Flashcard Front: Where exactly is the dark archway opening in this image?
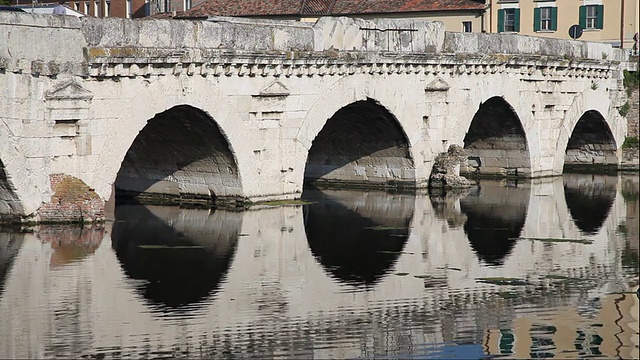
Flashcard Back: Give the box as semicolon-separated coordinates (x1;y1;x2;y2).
115;105;242;208
564;111;617;172
111;204;240;311
462;97;531;178
460;180;530;266
563;174;616;235
302;188;412;288
304;98;415;190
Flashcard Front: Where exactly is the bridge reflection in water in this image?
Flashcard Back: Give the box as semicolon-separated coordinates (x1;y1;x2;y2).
111;205;240;311
0;174;637;359
302;188;412;287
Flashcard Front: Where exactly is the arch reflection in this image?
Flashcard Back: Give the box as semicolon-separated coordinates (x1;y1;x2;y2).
111;204;240;311
302;188;413;287
460;180;530;266
0;231;23;298
563;174;616;235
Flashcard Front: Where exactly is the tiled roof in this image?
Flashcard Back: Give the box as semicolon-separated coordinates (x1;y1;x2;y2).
183;0;486;19
185;0;301;18
333;0;486;14
300;0;336;15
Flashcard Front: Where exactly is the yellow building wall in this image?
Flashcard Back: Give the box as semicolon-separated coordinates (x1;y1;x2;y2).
489;0;639;51
302;12;485;33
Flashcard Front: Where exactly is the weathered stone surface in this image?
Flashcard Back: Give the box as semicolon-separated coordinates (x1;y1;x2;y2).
429;145;471;189
0;13;632;223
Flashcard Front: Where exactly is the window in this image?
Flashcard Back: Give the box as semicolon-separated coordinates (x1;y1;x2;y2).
498;8;520;33
84;1;89;14
462;21;472;32
534;6;557;31
183;0;191;10
104;0;110;16
126;0;131;17
540;7;551;30
579;4;604;30
94;0;98;15
586;5;597;28
74;2;79;10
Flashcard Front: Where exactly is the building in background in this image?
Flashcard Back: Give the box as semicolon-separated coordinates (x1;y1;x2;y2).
7;0;639;53
489;0;639;52
177;0;489;33
11;0;150;18
14;3;86;16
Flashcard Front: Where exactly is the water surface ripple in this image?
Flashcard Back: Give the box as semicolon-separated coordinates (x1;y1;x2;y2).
0;174;638;359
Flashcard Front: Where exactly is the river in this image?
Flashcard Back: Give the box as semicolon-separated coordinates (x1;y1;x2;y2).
0;173;638;359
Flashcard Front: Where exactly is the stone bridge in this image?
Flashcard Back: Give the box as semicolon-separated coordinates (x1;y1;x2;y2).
0;13;633;223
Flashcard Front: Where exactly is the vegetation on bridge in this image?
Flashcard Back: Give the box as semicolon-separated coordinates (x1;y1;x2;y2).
623;70;639;96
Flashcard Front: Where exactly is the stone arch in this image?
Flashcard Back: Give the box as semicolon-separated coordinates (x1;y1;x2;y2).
555;90;621;172
91;77;255;204
114;104;242;206
304;98;415;188
0;123;44;221
461;96;531;177
564;110;617;169
294;77;429;190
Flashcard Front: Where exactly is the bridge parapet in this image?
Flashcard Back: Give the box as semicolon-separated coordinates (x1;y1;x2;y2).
0;12;628;79
445;32;628;63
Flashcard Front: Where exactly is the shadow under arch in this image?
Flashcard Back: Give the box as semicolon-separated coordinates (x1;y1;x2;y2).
304;98;415;189
115;105;243;207
111;203;240;311
462;96;531;178
459;180;530;266
0;162;24;223
563;174;617;235
302;188;413;287
564;110;618;171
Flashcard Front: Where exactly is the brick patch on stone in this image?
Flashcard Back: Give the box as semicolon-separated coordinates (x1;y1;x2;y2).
38;174;105;223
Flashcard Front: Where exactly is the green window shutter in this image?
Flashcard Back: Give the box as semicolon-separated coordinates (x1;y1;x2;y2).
551;7;558;31
514;8;520;32
596;4;604;29
534;8;541;32
579;5;586;29
498;9;504;32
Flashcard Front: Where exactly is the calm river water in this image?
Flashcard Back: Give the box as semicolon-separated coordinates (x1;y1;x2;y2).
0;173;638;359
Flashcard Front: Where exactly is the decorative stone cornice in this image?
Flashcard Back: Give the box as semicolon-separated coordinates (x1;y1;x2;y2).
81;49;613;82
